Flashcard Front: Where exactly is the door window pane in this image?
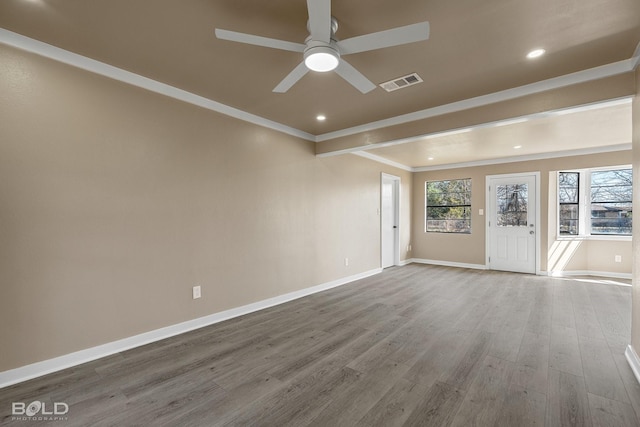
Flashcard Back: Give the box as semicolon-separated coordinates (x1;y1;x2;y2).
497;184;528;227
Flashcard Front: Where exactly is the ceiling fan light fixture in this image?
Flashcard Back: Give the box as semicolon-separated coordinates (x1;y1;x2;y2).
304;46;339;72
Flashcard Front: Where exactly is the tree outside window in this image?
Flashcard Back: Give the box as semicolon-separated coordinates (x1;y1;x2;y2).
426;179;471;233
590;169;632;235
557;167;632;237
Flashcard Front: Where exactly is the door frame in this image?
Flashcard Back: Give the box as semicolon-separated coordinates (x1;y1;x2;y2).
485;171;541;275
381;173;401;268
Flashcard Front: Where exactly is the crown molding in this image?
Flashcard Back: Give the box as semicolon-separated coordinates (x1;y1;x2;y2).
320;97;631;164
1;28;638;149
0;28;315;142
316;57;637;142
632;40;640;69
412;143;632;172
351;151;413;171
350;142;631;172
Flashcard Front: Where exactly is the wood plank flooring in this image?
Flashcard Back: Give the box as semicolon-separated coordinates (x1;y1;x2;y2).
1;264;639;426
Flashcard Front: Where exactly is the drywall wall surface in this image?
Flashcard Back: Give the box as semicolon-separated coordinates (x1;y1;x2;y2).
0;44;410;372
631;67;640;351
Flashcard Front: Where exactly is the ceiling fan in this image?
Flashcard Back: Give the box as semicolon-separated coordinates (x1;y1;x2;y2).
215;0;429;94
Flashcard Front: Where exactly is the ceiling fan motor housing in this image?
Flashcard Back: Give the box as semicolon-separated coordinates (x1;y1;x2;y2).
304;41;340;72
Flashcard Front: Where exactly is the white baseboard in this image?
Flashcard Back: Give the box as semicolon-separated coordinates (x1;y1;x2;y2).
0;268;382;389
626;345;640;385
409;258;487;270
548;270;632;280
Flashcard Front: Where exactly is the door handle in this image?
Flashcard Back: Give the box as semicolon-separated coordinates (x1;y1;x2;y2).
393;226;397;229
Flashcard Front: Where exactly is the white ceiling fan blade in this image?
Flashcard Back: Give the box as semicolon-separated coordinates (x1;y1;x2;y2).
306;0;332;43
273;62;309;93
337;22;430;55
215;29;305;53
335;60;376;94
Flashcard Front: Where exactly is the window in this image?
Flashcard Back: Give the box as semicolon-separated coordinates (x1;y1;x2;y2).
557;167;632;237
558;172;579;235
590;169;632;235
426;178;471;233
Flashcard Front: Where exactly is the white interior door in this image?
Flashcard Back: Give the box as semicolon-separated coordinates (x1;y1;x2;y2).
488;174;537;274
381;174;399;269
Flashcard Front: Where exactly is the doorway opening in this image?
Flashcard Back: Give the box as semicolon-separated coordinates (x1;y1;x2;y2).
381;173;400;269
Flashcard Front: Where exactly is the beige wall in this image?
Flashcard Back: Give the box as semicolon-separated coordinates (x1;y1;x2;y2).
0;44;411;372
412;152;633;273
632;67;640;351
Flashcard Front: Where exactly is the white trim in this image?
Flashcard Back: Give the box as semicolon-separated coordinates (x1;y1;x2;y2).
626;346;640;385
316;59;637;142
1;28;636;147
632;41;640;69
0;267;381;389
413;144;631;172
353;152;412;172
555;235;632;242
335;142;631;173
318;98;632;159
0;28;315;142
342;142;631;175
548;270;632;280
410;258;487;270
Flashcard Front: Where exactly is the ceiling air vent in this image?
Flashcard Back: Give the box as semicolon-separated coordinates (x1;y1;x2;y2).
379;73;423;92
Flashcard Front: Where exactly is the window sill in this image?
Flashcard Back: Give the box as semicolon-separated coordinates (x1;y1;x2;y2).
555;235;632;242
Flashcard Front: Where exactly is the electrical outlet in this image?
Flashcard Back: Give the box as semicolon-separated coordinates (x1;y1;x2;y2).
615;255;622;263
192;285;201;299
345;258;349;266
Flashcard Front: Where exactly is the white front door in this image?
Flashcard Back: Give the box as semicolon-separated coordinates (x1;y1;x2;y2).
488;174;537;274
381;174;399;268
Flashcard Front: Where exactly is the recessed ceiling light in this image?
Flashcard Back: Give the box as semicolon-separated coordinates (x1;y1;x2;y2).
526;48;545;59
513;145;522;149
428;157;434;161
316;114;326;121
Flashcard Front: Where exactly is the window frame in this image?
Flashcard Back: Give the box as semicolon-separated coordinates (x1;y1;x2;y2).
556;165;632;239
425;178;472;234
558;171;581;236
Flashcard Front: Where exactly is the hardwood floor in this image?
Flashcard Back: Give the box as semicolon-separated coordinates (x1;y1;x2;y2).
1;264;639;426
